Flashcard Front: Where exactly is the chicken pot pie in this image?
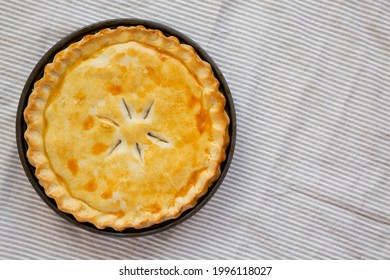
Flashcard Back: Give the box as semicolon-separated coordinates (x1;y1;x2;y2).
24;26;229;230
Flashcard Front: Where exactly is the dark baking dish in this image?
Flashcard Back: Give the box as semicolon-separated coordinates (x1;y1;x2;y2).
16;19;236;236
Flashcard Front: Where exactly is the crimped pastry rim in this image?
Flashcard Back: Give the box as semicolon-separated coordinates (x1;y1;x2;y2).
23;25;230;231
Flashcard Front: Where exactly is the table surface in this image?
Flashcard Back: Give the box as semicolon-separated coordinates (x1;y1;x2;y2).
1;0;389;259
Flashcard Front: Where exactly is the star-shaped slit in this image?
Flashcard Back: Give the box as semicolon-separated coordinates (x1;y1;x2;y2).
95;97;170;164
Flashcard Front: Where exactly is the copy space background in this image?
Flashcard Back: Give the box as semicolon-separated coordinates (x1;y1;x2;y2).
1;0;390;259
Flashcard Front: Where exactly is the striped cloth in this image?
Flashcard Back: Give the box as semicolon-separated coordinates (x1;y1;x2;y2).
1;0;390;259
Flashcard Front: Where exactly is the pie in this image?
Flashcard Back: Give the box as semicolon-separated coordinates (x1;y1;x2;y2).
24;26;229;231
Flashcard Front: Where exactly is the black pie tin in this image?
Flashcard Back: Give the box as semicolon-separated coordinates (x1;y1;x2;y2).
16;19;236;237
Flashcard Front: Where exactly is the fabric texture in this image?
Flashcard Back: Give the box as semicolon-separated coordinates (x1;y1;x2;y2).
1;0;390;259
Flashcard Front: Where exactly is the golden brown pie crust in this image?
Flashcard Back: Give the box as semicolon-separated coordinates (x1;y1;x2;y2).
24;26;229;230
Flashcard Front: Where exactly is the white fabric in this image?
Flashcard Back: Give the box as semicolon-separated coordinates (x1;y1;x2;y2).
0;0;390;259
